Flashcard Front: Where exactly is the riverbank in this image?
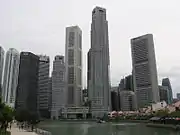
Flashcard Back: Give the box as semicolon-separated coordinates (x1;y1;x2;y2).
146;123;180;131
110;119;149;123
8;124;52;135
9;126;37;135
40;119;149;124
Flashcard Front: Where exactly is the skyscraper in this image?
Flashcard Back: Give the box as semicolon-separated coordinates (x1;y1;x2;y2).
111;87;120;111
15;52;39;113
0;46;4;94
162;78;173;104
48;77;52;115
88;6;111;117
177;93;180;100
125;75;134;91
51;55;65;119
2;48;20;108
38;55;50;118
119;75;134;91
159;85;169;104
131;34;159;108
65;26;82;106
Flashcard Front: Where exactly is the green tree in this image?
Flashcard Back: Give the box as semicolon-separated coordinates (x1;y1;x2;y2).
15;109;30;122
0;98;14;131
169;111;180;117
15;109;40;128
155;109;169;117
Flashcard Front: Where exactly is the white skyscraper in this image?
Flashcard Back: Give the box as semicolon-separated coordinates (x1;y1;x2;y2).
51;55;65;119
2;48;20;108
0;46;4;91
88;7;111;117
65;26;82;106
131;34;159;108
38;55;50;118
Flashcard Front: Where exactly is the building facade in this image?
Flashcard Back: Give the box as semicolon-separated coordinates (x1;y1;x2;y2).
131;34;159;108
2;48;20;108
0;46;4;94
88;7;111;117
38;55;50;118
15;52;39;113
48;77;52;115
111;88;120;111
119;75;134;91
111;87;120;111
51;55;65;119
159;85;170;104
162;78;173;104
65;26;82;106
125;75;134;91
120;91;137;111
82;88;88;103
177;93;180;100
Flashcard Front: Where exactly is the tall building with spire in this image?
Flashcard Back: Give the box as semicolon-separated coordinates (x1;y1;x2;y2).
88;6;111;117
2;48;20;108
65;26;82;107
131;34;159;108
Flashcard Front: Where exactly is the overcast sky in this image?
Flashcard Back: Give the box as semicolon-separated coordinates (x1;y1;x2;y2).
0;0;180;97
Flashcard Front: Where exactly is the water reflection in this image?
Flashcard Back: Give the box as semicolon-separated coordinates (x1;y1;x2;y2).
39;121;180;135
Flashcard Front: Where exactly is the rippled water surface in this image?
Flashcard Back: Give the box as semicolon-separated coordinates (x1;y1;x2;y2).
38;121;180;135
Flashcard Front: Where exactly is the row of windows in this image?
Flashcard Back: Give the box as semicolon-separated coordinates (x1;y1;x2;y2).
68;67;74;84
135;64;151;87
132;39;149;64
68;32;82;49
68;86;74;104
68;49;74;65
69;32;75;47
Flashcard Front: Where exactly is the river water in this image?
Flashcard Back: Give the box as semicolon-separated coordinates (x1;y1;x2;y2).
39;121;180;135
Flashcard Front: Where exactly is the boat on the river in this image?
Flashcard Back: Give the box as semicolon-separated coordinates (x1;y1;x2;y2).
97;119;106;123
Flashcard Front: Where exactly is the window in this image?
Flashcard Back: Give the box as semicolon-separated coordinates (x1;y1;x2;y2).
99;9;104;12
79;34;82;49
68;86;74;104
68;49;74;65
68;67;74;84
69;32;75;47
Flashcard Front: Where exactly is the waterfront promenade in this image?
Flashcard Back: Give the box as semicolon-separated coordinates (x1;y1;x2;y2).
8;125;37;135
9;124;51;135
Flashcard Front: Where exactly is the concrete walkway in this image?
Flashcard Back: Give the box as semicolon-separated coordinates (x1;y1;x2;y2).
9;126;37;135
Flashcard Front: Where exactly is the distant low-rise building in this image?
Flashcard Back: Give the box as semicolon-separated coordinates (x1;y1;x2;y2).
120;91;137;111
151;101;167;112
61;107;89;119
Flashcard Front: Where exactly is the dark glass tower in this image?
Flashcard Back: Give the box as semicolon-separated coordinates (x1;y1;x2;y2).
15;52;39;113
162;78;173;104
